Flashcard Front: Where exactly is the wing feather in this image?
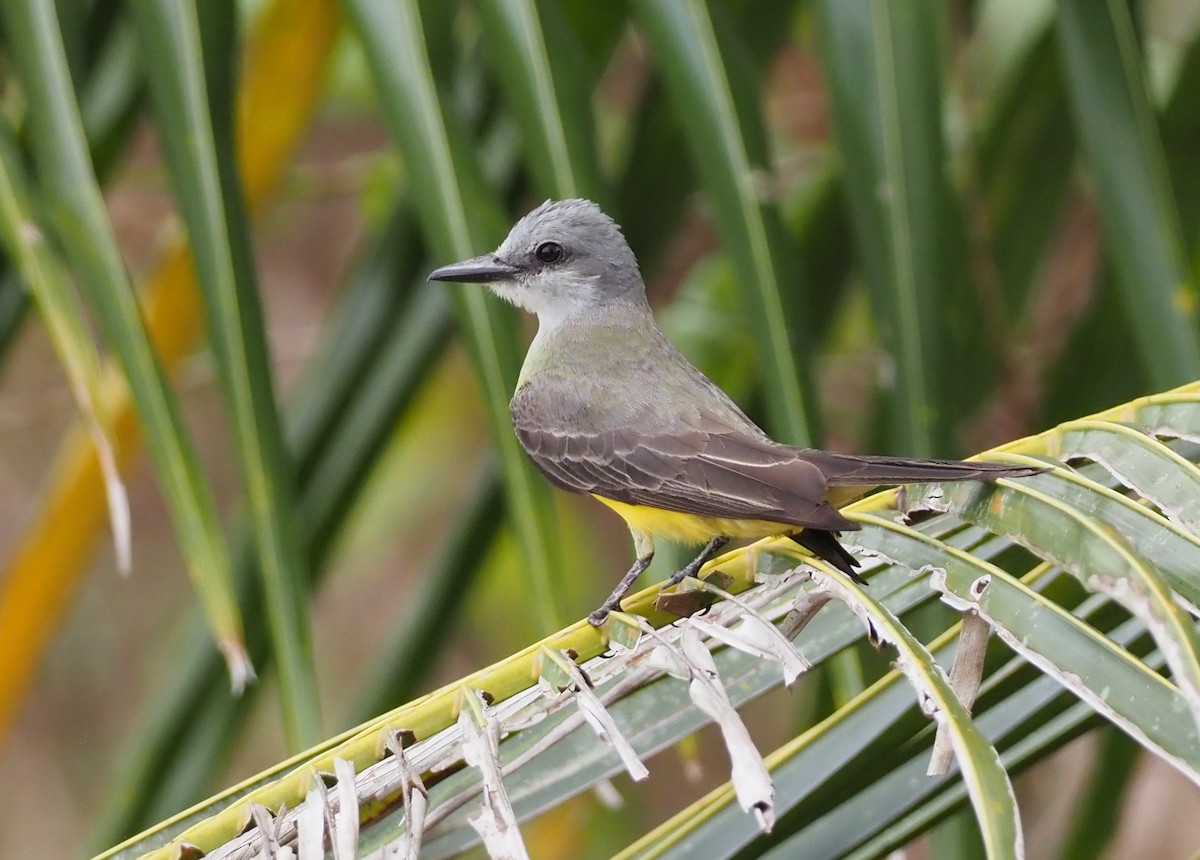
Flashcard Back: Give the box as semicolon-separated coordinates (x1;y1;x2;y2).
511;406;855;532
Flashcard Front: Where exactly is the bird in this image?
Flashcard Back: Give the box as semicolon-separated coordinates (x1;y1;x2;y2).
428;199;1041;626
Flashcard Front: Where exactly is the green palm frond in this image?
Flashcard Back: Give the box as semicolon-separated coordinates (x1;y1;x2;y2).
98;382;1200;860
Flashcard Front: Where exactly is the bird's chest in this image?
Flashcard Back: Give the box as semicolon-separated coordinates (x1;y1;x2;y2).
518;324;643;386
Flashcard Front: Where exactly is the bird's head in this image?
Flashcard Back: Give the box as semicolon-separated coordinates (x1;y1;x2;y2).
427;199;646;324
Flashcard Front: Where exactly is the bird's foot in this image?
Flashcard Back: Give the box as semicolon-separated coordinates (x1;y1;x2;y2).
588;601;620;627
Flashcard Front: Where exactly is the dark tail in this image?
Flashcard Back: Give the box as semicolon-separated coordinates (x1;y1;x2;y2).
801;450;1045;486
789;452;1041;585
790;529;867;585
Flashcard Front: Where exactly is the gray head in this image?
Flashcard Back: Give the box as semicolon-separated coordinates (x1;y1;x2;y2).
427;199;647;324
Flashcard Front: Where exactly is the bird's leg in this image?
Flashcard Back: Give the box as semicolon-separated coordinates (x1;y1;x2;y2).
589;554;653;626
665;536;730;587
589;530;656;626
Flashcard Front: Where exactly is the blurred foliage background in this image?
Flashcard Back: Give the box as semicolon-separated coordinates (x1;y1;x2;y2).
0;0;1198;857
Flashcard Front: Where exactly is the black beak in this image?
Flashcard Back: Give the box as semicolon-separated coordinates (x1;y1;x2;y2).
427;255;520;283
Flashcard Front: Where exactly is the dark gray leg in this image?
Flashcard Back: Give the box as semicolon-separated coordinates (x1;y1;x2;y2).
665;536;730;587
589;553;654;626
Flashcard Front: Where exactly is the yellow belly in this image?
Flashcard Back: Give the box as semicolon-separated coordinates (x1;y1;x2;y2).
592;495;794;544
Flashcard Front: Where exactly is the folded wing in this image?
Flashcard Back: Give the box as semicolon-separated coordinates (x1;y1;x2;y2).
512;413;858;533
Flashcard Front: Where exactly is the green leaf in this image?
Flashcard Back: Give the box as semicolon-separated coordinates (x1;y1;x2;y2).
814;0;963;454
344;0;568;630
1043;270;1151;425
614;1;799;281
904;461;1200;733
1052;418;1200;532
0;9;143;367
982;455;1200;607
786;164;855;344
77;14;145;181
92;203;449;846
971;11;1074;319
94;70;526;840
97;368;1200;856
1160;29;1200;266
614;75;697;275
633;0;819;447
766;627;1136;860
0;0;250;684
620;575;1160;859
0;115;130;573
129;0;322;749
1056;0;1200;386
473;0;607;203
852;514;1200;771
347;467;504;723
368;529;1014;857
807;566;1025;860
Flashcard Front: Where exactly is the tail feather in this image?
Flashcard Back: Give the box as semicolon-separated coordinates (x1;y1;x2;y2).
790;529;867;585
801;450;1044;487
786;454;1042;587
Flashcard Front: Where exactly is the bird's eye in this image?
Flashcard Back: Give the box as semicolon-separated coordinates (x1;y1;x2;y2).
535;241;563;264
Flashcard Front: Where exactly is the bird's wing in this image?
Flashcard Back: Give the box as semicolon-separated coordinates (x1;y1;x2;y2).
511;411;856;532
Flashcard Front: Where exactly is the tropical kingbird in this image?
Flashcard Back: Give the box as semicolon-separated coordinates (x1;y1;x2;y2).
429;199;1039;625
